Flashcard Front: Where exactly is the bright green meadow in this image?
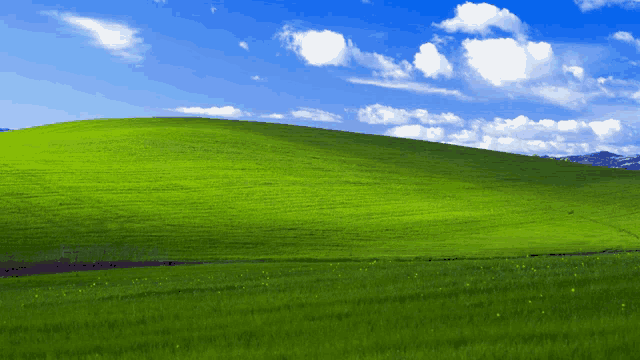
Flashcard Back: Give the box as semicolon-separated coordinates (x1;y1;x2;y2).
1;117;639;359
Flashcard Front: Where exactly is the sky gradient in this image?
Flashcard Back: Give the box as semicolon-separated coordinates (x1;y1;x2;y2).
2;0;640;157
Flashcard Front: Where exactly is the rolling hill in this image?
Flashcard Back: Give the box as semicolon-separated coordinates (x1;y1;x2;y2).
1;117;639;264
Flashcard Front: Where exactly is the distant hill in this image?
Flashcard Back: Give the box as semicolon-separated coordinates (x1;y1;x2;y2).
539;151;640;171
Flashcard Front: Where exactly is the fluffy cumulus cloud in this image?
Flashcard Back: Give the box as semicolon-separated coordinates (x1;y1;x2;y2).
588;119;623;138
291;107;343;123
377;110;637;156
239;41;249;51
251;75;264;81
264;1;640;156
413;43;453;79
462;38;554;87
276;25;414;79
474;115;633;153
168;106;252;118
276;25;351;66
385;125;447;142
432;1;529;42
357;104;465;126
41;10;148;63
426;2;614;109
563;65;585;80
344;90;640;154
275;24;463;98
357;104;414;125
270;2;640;116
574;0;640;12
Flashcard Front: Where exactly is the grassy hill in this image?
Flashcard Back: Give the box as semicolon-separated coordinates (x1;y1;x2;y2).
3;117;640;360
1;117;639;263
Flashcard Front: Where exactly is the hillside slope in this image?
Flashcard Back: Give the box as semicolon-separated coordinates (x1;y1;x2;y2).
1;117;639;263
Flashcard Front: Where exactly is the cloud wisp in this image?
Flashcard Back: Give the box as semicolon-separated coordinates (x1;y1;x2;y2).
574;0;640;12
291;107;343;123
41;10;149;63
167;106;252;118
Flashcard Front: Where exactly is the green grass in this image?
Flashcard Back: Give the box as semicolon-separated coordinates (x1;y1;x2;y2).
1;117;640;359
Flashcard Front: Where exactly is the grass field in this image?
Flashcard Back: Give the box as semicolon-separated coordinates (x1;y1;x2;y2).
1;117;639;359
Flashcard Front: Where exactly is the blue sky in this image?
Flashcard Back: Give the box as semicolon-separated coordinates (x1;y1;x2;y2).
2;0;640;157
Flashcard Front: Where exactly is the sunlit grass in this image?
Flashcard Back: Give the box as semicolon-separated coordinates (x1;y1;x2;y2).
2;253;639;359
1;117;639;359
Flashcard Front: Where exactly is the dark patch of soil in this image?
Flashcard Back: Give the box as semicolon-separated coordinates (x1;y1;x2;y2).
529;248;640;258
1;249;639;278
0;257;266;278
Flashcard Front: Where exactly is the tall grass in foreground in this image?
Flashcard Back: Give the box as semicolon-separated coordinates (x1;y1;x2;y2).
1;253;639;359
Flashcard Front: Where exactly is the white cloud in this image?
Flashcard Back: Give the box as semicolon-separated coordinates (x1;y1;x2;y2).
239;41;249;51
272;6;637;122
357;104;465;126
577;75;640;100
414;111;465;126
562;65;585;80
574;0;640;12
448;128;480;143
261;113;285;119
349;41;414;80
168;106;251;118
41;10;147;63
431;34;455;46
612;31;635;43
362;0;372;3
610;31;640;50
211;7;217;14
276;25;350;66
588;119;622;138
445;115;633;155
413;43;453;79
462;38;553;87
384;125;446;141
153;0;167;3
346;78;473;100
251;75;264;81
432;2;529;42
527;84;602;109
291;107;343;123
594;75;636;87
379;110;639;157
275;25;414;79
358;104;413;125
